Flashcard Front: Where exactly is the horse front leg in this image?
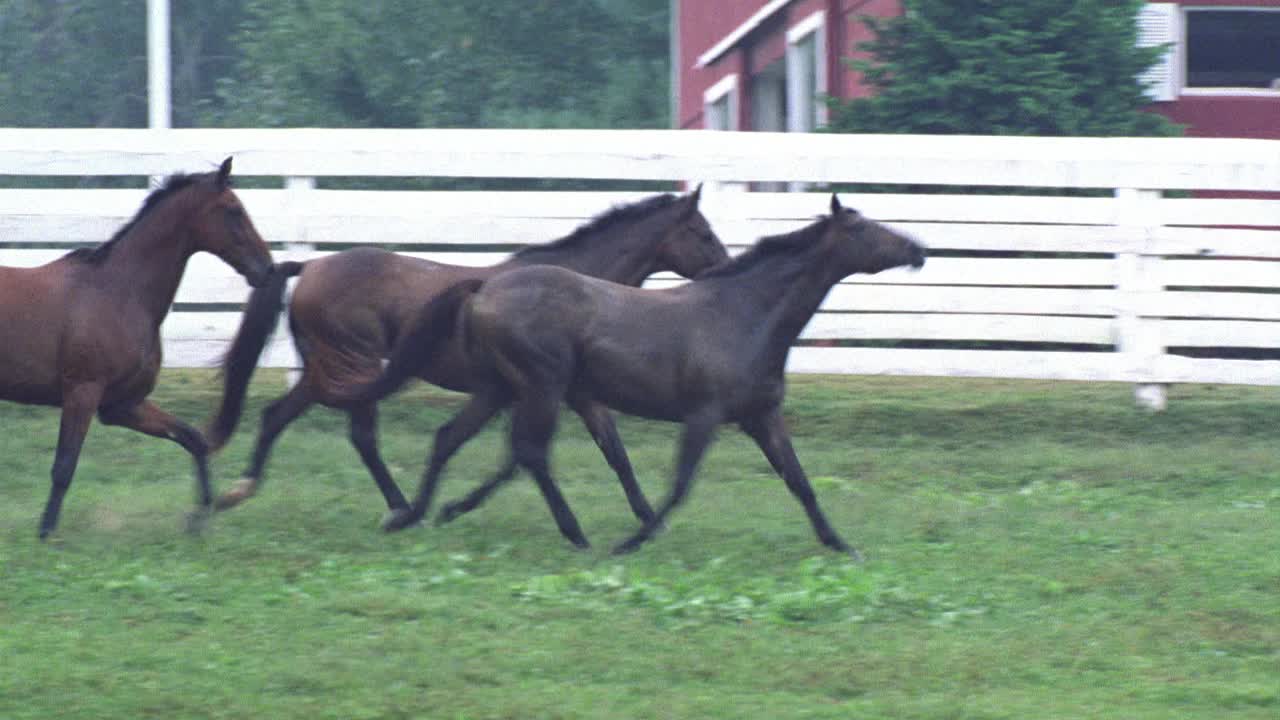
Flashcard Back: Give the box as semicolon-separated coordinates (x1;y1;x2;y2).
39;383;104;539
740;408;858;559
99;399;214;534
611;408;720;555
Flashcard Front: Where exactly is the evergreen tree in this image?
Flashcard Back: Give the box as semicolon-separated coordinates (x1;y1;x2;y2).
829;0;1181;137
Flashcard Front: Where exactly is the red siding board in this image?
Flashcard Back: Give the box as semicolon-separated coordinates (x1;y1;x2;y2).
1150;96;1280;140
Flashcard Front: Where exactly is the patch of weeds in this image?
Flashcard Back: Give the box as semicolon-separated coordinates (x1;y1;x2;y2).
512;556;989;627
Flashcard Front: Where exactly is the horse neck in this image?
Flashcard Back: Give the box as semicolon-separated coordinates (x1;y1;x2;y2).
705;240;848;367
503;213;670;287
99;195;198;322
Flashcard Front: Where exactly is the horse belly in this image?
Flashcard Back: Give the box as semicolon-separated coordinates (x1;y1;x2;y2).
576;345;685;422
0;284;63;404
0;370;61;405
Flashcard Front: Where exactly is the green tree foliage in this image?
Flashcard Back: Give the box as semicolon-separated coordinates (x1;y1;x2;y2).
0;0;668;130
0;1;145;126
0;0;247;127
829;0;1181;137
212;0;670;129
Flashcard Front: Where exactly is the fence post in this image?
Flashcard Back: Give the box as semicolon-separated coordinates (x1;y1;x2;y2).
1114;188;1166;411
282;176;316;386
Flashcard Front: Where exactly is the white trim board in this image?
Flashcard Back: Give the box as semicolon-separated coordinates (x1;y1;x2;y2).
695;0;792;68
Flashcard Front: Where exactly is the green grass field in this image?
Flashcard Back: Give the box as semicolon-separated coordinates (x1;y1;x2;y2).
1;371;1277;719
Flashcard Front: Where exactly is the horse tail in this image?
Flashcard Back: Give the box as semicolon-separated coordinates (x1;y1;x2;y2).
340;278;484;405
206;261;306;451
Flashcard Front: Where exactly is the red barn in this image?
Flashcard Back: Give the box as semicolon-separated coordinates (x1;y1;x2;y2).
673;0;1280;140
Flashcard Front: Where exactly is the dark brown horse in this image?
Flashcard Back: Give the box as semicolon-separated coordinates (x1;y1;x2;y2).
354;195;925;557
208;187;727;517
0;158;274;538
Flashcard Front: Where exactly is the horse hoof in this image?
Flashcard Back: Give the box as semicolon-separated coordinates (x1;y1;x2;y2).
435;504;463;525
610;537;642;556
213;478;256;511
828;540;864;563
185;508;211;535
212;494;240;511
381;508;421;533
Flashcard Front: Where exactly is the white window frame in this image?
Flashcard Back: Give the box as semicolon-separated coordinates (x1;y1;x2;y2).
1180;5;1280;97
703;73;740;131
785;10;828;132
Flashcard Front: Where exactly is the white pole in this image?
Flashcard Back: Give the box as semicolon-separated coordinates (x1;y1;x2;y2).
147;0;171;131
146;0;171;187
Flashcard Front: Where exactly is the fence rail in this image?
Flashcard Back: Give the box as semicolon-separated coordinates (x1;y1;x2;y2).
2;128;1278;408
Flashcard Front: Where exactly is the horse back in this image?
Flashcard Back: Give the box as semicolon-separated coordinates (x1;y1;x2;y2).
288;248;497;398
468;267;728;420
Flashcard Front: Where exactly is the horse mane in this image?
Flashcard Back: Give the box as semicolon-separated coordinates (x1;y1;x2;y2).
696;214;832;279
67;171;214;265
512;192;681;259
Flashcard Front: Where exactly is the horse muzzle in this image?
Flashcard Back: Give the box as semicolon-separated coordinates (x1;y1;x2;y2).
909;244;927;270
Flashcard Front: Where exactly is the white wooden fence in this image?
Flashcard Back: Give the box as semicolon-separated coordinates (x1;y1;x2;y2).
2;128;1278;408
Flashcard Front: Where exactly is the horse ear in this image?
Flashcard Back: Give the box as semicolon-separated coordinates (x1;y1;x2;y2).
830;193;842;214
683;182;703;214
217;157;233;188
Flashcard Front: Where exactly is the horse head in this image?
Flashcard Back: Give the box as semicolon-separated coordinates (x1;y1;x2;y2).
188;157;274;288
656;184;731;279
825;194;925;276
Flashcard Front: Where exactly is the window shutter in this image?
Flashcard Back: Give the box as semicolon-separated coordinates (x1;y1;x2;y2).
1137;3;1180;102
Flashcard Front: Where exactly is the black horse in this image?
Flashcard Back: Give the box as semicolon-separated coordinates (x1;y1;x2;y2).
351;195;925;557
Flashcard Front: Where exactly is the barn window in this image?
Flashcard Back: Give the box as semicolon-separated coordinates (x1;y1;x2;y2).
703;74;739;131
786;11;827;133
1184;8;1280;89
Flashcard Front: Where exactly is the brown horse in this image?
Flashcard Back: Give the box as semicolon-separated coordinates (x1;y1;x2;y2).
208;187;728;518
354;195;925;557
0;158;274;538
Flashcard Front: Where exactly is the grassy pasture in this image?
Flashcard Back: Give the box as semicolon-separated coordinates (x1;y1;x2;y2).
1;371;1277;719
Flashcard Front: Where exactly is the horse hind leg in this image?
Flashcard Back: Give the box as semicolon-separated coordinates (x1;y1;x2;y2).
383;386;508;532
435;446;519;525
611;409;719;556
98;398;214;534
509;386;590;549
215;379;314;511
39;383;103;539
